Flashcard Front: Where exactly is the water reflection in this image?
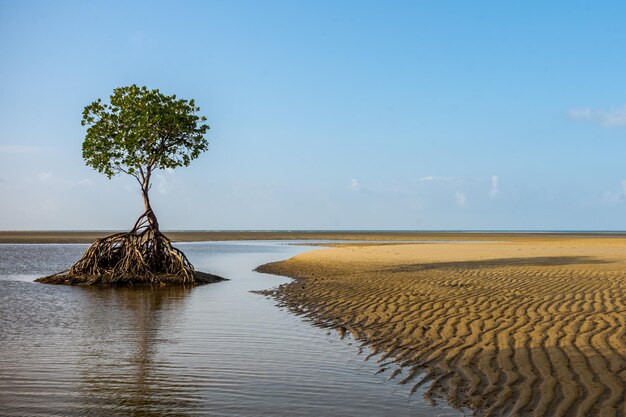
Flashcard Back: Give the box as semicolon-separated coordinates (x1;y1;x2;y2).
76;286;196;415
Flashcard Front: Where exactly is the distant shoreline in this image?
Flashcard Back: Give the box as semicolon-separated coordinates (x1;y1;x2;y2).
1;230;626;244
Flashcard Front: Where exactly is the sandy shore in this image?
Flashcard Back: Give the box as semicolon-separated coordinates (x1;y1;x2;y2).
2;230;626;244
257;236;626;416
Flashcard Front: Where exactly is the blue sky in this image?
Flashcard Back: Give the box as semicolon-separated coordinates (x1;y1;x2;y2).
1;1;626;230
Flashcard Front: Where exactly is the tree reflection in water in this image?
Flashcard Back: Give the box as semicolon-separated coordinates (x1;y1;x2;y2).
75;286;198;415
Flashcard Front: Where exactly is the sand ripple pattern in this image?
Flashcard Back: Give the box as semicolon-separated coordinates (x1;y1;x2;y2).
258;242;626;417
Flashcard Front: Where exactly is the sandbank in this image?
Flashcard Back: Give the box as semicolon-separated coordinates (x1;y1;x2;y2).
257;236;626;416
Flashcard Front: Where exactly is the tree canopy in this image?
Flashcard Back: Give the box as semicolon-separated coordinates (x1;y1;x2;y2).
81;85;209;185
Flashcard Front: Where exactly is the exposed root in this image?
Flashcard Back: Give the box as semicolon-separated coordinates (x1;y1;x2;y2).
37;211;224;286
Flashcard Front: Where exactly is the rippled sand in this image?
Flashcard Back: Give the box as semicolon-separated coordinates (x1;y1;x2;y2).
257;237;626;416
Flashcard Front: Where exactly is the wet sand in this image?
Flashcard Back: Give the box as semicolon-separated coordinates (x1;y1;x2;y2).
257;236;626;416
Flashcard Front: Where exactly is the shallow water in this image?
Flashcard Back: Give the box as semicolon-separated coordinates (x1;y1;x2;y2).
0;241;462;416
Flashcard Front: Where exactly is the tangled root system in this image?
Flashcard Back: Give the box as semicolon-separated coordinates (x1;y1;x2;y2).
37;211;223;286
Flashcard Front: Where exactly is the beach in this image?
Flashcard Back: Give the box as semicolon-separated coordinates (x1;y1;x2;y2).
257;235;626;416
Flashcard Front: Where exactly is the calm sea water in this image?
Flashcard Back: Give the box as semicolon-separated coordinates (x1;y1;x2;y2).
0;241;461;416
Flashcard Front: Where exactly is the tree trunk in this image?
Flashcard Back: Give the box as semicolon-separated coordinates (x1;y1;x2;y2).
141;176;159;231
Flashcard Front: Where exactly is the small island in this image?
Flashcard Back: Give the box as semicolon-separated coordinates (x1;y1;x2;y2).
37;85;225;286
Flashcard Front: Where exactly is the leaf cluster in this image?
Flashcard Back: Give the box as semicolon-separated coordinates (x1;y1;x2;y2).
82;85;209;181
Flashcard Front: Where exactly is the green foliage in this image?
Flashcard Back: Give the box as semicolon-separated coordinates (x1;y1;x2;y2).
82;85;209;180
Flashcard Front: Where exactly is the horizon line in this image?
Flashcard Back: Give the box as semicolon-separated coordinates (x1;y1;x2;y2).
2;229;626;234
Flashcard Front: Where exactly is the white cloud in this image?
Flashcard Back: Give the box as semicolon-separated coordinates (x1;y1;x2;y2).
602;180;626;205
419;175;455;182
37;171;92;188
455;191;466;206
349;178;360;191
490;175;499;198
38;172;53;183
0;145;41;154
569;105;626;127
569;107;592;120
